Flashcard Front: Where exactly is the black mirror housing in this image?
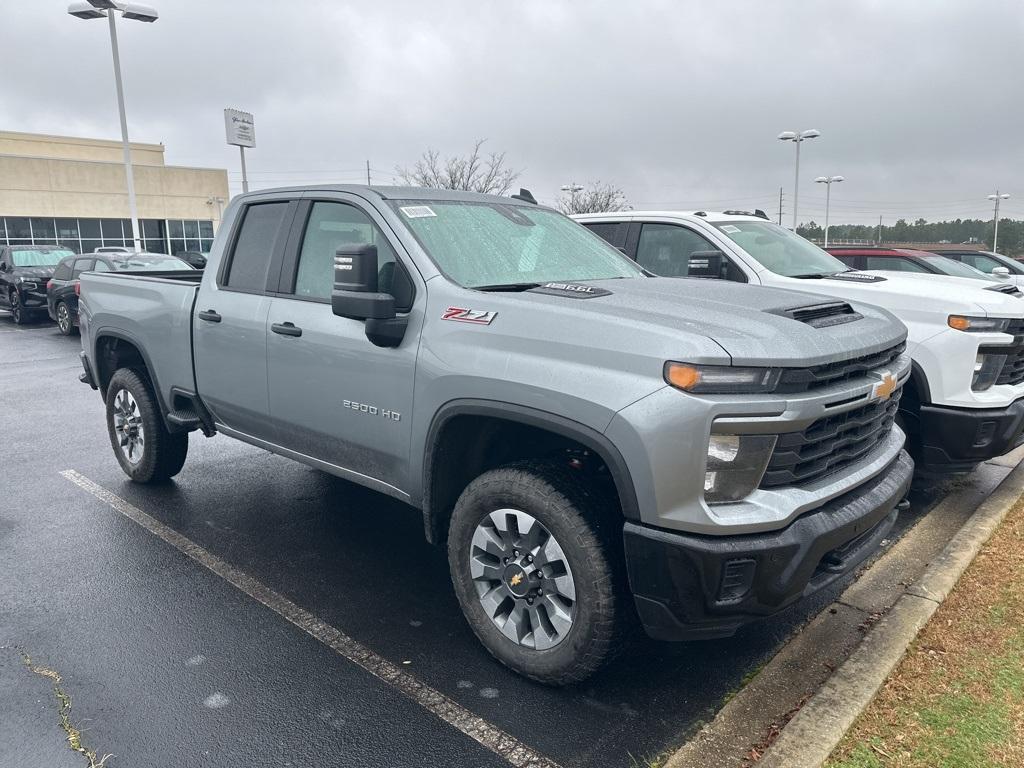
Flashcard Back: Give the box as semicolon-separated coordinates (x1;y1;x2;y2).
332;243;396;321
687;250;728;279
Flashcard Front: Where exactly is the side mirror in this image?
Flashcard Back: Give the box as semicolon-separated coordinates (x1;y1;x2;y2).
687;250;728;279
331;244;408;348
993;266;1011;278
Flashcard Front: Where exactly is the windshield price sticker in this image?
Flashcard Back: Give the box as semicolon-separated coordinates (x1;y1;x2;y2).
400;205;437;218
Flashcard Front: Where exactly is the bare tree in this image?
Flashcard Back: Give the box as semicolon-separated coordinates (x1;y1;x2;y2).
556;182;631;215
396;139;521;196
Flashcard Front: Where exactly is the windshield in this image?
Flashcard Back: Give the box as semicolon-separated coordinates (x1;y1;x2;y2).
921;255;996;281
711;220;848;278
114;257;192;271
390;200;643;288
10;248;74;267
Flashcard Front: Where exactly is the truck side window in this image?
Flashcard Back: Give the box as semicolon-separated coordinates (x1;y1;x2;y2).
226;202;289;291
864;256;929;273
581;222;629;250
294;202;398;301
636;223;742;281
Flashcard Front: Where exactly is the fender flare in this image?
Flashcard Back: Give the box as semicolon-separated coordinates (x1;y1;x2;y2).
421;399;641;543
92;327;175;432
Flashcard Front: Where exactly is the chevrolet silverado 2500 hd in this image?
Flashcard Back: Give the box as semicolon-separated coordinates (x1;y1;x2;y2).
79;186;912;684
578;211;1024;475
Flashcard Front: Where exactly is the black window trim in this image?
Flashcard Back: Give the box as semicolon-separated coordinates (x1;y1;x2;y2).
216;199;299;296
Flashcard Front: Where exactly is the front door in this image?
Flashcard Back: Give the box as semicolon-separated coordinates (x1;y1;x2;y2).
266;197;419;495
193;199;294;441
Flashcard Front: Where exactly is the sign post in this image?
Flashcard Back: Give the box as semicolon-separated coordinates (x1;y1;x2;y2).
224;108;255;193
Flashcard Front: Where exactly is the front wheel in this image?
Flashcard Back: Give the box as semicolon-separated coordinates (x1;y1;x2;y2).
9;290;24;325
447;460;627;686
105;368;188;483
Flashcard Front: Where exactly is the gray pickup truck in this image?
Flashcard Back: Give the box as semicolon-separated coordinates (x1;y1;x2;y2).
78;185;914;685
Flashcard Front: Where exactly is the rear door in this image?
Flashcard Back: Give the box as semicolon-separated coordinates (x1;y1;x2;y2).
265;195;421;495
193;198;295;441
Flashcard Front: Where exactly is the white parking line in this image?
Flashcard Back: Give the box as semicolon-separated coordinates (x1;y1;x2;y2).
61;469;562;768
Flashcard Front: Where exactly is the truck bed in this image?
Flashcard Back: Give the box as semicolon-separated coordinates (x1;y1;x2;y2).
79;270;201;408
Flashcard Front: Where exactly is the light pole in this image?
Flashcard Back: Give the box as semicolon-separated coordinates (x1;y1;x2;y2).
777;129;820;231
68;1;158;251
987;191;1010;252
814;175;844;247
560;183;584;213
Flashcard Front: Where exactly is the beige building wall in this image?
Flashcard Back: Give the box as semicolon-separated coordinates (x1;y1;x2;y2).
0;130;229;227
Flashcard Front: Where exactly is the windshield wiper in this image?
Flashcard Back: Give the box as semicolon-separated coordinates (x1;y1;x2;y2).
789;272;827;279
471;282;543;292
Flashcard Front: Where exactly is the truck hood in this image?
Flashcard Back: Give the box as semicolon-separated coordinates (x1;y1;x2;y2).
12;266;57;281
452;276;907;368
829;270;1024;317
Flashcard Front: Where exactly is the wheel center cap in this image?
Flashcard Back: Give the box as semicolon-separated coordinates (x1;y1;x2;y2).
503;564;530;597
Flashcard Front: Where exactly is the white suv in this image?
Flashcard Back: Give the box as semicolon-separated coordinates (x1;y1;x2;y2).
576;210;1024;473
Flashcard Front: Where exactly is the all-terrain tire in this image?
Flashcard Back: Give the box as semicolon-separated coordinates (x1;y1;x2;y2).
447;459;629;686
105;368;188;483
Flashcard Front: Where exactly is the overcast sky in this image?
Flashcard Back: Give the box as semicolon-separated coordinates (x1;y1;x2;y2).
4;0;1022;224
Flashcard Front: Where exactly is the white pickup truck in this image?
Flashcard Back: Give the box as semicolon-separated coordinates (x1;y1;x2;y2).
577;210;1024;474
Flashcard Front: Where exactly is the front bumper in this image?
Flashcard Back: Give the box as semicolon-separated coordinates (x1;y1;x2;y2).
624;449;913;641
918;397;1024;471
17;285;48;312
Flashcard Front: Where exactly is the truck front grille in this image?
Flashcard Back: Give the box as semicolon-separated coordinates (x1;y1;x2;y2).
991;319;1024;387
775;342;906;393
760;387;902;488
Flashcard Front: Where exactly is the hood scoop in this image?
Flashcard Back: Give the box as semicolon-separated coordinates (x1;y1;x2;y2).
986;283;1022;297
776;301;862;328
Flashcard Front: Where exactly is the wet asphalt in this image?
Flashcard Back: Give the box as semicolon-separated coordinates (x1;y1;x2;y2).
0;315;958;768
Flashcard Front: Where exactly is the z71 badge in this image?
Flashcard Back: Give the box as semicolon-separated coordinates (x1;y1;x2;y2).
442;307;497;325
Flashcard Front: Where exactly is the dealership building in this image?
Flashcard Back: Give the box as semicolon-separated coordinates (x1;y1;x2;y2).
0;130;229;255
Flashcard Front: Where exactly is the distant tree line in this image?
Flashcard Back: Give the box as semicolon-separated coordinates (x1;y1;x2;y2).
796;217;1024;256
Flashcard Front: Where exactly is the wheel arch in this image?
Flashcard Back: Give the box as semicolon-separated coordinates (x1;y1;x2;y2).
421;400;640;545
93;329;174;432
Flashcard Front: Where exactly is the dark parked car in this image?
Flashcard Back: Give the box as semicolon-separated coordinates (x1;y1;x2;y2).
47;252;193;335
0;245;76;324
176;250;208;269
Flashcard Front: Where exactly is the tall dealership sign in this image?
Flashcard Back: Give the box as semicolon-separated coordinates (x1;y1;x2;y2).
224;108;255;193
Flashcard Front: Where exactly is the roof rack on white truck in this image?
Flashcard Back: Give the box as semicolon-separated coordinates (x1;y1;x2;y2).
576;211;1024;473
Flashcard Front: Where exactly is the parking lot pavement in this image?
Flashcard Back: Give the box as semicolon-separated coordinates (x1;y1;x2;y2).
0;316;965;767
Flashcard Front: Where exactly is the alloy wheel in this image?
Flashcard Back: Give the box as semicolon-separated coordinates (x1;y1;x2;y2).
57;303;70;333
469;509;576;650
112;388;145;464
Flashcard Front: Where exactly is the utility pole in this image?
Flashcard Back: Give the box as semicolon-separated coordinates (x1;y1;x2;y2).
988;191;1010;252
366;160;371;186
777;187;784;225
877;215;883;244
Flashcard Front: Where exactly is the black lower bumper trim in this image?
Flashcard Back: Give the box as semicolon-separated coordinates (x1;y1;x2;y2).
918;398;1024;471
79;351;97;390
625;450;914;641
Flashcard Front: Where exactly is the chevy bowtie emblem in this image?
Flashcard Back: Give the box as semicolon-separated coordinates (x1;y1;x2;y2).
510;573;524;587
873;372;898;401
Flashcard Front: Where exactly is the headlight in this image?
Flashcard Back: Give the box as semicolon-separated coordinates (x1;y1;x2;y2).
972;353;1006;391
665;362;781;394
948;315;1011;333
704;433;777;503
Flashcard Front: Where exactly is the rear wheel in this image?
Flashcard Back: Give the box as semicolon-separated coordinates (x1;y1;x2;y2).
105;368;188;483
448;460;627;685
56;301;74;335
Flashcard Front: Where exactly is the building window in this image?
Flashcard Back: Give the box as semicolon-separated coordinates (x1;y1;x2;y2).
1;216;214;255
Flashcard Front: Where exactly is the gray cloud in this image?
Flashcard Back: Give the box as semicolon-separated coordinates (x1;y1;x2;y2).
4;0;1021;224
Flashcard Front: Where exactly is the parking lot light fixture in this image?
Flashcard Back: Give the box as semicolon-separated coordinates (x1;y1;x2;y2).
815;175;844;248
987;191;1010;252
777;129;821;230
67;0;159;251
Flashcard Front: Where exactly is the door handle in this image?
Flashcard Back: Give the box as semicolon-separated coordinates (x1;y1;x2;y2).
271;321;302;337
198;309;222;323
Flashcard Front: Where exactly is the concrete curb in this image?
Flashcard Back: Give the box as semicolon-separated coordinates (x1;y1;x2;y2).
757;459;1024;768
